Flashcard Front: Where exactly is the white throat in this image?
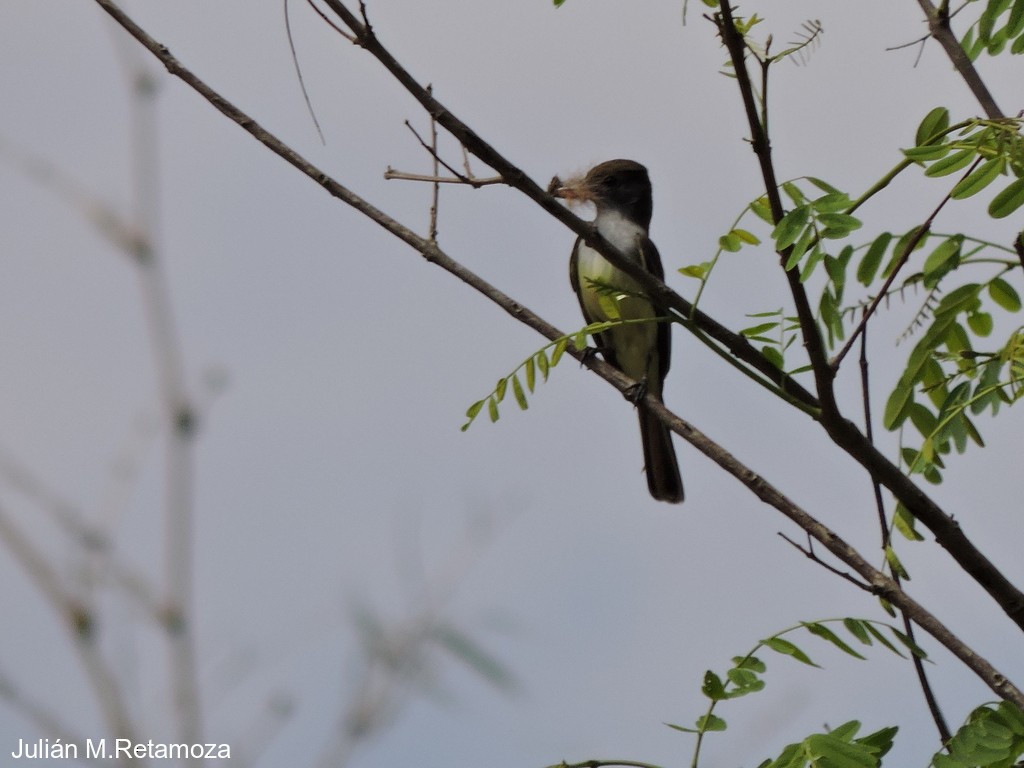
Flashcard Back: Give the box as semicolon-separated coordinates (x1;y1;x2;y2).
594;208;646;258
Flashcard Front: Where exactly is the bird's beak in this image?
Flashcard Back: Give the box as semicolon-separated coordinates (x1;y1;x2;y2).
547;173;592;203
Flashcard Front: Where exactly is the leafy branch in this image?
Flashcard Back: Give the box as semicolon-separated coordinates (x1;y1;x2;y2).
670;617;922;768
461;332;577;432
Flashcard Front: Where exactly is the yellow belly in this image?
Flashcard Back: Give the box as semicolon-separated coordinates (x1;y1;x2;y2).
575;243;660;386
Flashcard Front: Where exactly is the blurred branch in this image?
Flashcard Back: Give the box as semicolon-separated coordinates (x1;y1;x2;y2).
0;446;108;553
0;444;164;619
112;34;204;746
3;33;206;746
0;504;139;743
318;515;514;767
89;0;1024;709
0;134;147;260
0;669;89;753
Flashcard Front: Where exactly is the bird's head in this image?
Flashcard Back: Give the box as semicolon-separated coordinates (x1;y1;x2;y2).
548;159;653;229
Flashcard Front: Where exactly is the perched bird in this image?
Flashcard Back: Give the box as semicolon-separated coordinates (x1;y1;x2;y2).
549;159;683;504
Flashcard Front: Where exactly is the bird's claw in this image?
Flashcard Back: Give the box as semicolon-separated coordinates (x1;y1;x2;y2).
623;377;649;406
578;345;607;367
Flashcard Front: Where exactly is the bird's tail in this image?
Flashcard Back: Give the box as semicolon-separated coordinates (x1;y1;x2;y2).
638;408;684;504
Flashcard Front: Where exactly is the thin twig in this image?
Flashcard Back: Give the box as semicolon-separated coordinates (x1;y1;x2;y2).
886;1;971;52
388;119;503;189
405;115;467;184
285;0;327;144
382;169;502;185
832;154;984;370
304;0;355;42
859;314;952;744
777;532;872;591
428;85;440;241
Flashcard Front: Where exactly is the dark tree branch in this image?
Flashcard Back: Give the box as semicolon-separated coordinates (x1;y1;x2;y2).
712;0;1024;634
915;0;1004;119
89;0;1024;707
714;2;840;421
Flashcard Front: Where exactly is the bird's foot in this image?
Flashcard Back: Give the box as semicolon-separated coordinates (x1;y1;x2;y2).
623;377;649;406
578;345;606;367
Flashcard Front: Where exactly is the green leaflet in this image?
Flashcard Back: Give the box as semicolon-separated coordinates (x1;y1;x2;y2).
989;177;1024;218
772;205;812;250
511;374;528;410
696;713;727;732
856;232;892;285
915;106;950;146
802;622;867;660
922;236;963;287
950;156;1005;199
924;148;977;177
763;636;819;667
989;278;1022;312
